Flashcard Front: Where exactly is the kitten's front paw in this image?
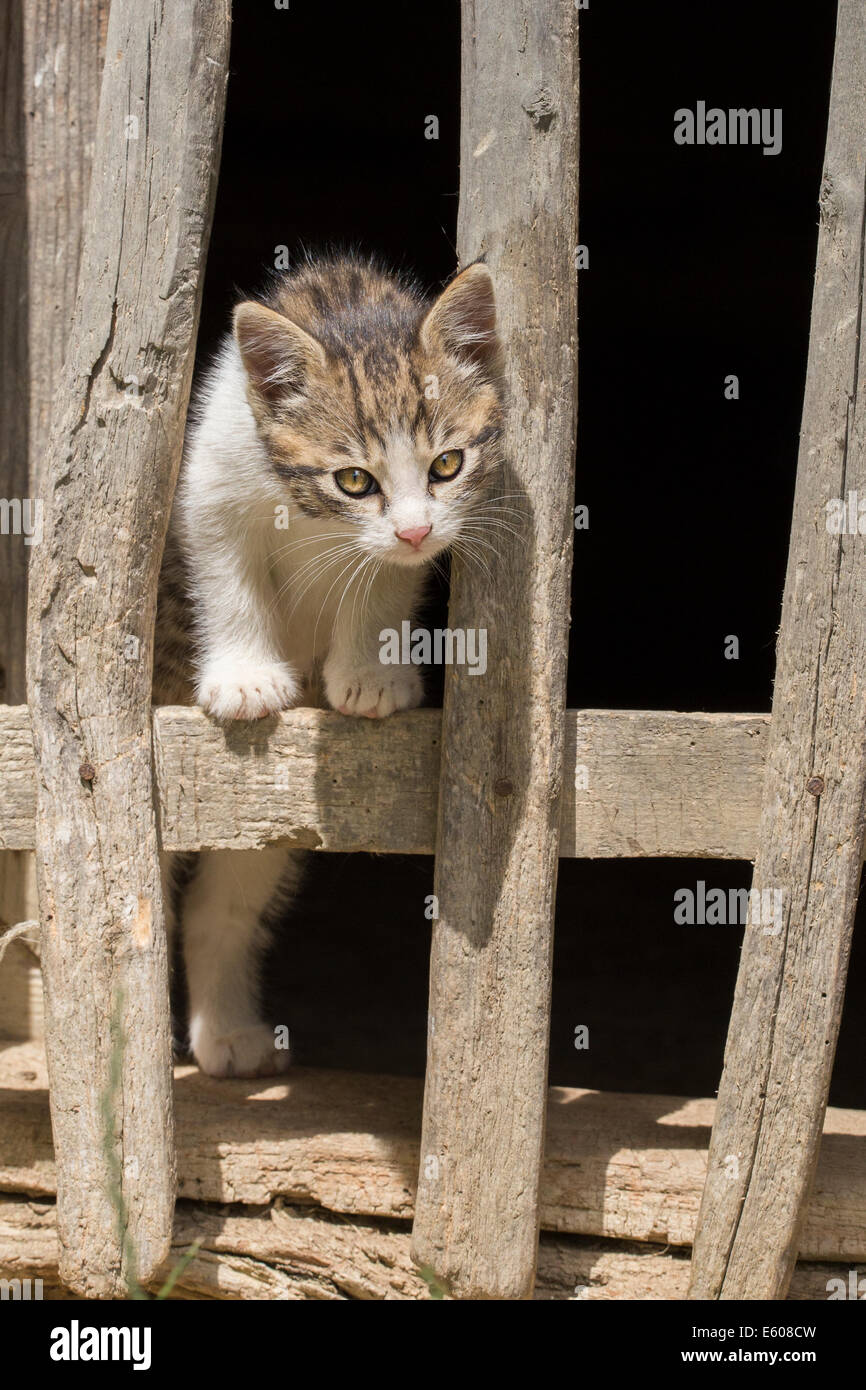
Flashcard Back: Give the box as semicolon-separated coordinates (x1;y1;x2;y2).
197;658;300;721
324;660;424;718
190;1017;291;1079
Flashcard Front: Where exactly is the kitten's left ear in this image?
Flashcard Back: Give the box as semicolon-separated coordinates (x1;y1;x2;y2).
420;262;501;373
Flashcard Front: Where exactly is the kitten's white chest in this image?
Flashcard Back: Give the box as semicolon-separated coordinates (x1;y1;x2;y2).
268;520;371;674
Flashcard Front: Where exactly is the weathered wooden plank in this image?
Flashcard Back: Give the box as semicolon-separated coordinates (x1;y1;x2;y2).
0;0;36;1043
534;1240;863;1303
0;0;28;710
23;0;110;496
412;0;582;1298
0;707;34;852
563;710;768;859
0;704;771;855
689;0;866;1301
2;1044;865;1262
153;706;443;854
26;2;230;1296
412;0;579;1300
0;1;108;1045
0;1196;859;1301
0;1195;430;1301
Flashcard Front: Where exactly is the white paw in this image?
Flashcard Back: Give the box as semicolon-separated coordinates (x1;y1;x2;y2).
324;660;423;718
190;1017;291;1079
196;658;300;721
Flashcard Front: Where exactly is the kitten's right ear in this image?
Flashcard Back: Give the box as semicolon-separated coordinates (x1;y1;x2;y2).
233;301;326;407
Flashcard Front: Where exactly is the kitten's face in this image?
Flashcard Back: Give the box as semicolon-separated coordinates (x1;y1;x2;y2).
234;262;504;568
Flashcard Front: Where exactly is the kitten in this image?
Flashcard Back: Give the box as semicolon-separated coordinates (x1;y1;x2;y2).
154;254;504;1077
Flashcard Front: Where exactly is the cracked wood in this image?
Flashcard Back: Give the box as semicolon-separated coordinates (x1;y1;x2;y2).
411;0;580;1300
25;1;230;1297
689;0;866;1300
0;705;769;861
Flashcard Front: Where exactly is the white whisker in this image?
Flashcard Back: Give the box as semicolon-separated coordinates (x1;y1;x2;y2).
310;548;369;649
269;541;356;612
278;543;363;624
333;552;375;637
266;531;354;573
452;538;495;584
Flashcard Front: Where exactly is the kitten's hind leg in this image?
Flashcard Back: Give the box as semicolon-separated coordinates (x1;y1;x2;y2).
182;846;301;1078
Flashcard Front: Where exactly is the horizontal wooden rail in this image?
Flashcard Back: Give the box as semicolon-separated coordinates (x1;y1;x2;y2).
0;706;768;858
0;1196;858;1302
2;1042;864;1262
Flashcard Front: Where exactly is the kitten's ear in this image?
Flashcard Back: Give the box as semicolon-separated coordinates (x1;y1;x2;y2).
233;301;326;406
420;262;501;372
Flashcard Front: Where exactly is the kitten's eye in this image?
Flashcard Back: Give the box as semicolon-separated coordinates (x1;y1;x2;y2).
429;449;463;482
334;467;378;497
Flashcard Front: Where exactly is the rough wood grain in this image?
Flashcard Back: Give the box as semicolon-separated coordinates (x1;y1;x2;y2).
412;0;579;1298
2;1043;865;1260
0;0;28;709
0;1197;431;1302
0;707;35;852
0;1198;859;1302
563;710;768;859
0;0;37;1043
0;705;770;857
0;1;107;1044
26;2;230;1296
689;0;866;1300
154;705;442;854
23;0;109;497
534;1239;863;1303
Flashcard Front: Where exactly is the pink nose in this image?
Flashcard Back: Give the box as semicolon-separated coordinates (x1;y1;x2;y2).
396;524;432;549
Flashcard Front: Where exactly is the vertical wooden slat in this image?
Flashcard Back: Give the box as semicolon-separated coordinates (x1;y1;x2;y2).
28;0;230;1296
0;0;28;710
411;0;579;1299
0;0;35;1041
24;1;111;495
0;0;108;1043
689;0;866;1300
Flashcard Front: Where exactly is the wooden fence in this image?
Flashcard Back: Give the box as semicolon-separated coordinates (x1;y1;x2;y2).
0;0;864;1300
